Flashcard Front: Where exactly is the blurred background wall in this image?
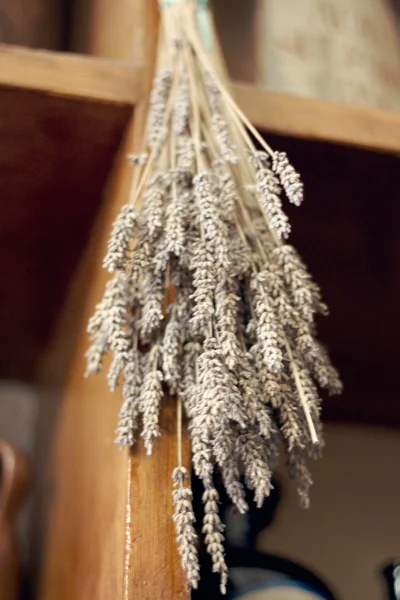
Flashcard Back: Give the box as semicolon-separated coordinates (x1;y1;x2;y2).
259;424;400;600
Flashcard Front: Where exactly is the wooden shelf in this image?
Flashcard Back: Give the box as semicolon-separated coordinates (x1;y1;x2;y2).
3;43;399;155
0;43;142;105
0;44;142;380
232;82;400;154
1;42;399;404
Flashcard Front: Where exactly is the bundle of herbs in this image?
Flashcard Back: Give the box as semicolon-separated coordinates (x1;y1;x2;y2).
85;0;342;593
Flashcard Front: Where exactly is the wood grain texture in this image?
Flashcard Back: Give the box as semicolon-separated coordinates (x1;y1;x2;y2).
90;0;152;62
38;1;190;599
232;82;400;154
0;43;142;105
37;119;138;600
129;403;191;600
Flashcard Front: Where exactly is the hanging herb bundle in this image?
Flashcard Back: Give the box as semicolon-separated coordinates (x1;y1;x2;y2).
85;0;342;594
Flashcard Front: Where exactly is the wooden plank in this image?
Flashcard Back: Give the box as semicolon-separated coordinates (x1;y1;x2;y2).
38;1;190;599
232;82;400;154
36;119;139;600
90;0;151;62
1;44;400;156
0;42;142;105
83;2;191;595
129;403;191;600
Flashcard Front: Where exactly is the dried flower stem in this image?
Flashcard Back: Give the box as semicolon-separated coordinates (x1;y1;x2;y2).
184;20;274;156
285;340;318;445
177;395;183;468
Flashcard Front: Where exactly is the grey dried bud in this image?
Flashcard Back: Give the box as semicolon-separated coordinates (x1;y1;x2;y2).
251;276;284;373
201;486;228;594
141;347;163;455
272;151;304;206
146;70;173;148
172;467;200;589
103;205;139;272
174;74;190;135
211;112;238;164
251;152;291;239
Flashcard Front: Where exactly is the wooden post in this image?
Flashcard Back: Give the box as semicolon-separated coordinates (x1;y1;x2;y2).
38;1;190;599
0;0;63;49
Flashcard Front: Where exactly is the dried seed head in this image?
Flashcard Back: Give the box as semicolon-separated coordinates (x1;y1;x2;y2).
146;70;173;148
251;275;285;373
251;152;291;239
174;74;190;135
272;151;304;206
221;454;249;514
190;238;215;333
211;112;238;164
172;467;200;590
202;485;228;594
236;430;273;507
103;205;139;273
273;245;328;321
141;348;163;455
194;171;230;270
140;271;165;342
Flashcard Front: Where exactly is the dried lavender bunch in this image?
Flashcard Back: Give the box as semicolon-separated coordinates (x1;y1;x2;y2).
85;1;342;593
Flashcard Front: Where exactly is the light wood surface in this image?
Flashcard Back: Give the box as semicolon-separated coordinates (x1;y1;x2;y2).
233;82;400;154
37;131;137;600
0;42;142;105
129;403;191;600
38;1;190;599
90;0;151;62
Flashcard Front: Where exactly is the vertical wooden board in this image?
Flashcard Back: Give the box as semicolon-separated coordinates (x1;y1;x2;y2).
89;0;158;63
0;0;63;49
128;403;191;600
39;1;190;599
37;117;137;600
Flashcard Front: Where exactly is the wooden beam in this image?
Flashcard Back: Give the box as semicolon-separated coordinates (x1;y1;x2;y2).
38;1;190;599
232;82;400;154
37;117;139;600
0;43;142;105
